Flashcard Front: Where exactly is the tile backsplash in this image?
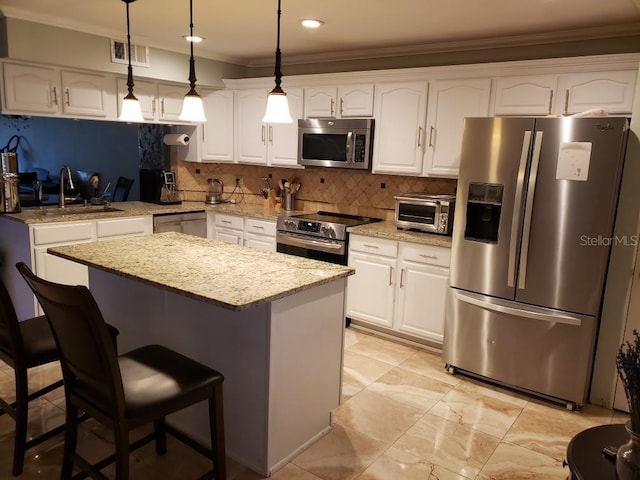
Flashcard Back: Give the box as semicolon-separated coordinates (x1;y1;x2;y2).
178;162;457;220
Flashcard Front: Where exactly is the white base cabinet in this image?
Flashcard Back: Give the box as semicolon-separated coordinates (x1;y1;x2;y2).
347;234;451;344
208;212;277;252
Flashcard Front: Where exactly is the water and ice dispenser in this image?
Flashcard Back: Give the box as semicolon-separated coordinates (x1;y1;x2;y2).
464;183;503;243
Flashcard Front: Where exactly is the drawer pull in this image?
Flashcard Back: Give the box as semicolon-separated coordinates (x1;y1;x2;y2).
363;243;379;249
252;225;265;230
221;220;232;224
420;254;438;260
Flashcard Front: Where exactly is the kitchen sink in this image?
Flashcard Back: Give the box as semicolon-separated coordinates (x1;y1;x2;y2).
32;206;123;216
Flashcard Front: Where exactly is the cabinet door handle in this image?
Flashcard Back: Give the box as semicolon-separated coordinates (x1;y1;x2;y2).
330;98;335;117
389;266;394;286
548;90;554;115
417;126;424;147
152;99;156;115
400;268;405;288
161;99;165;116
52;87;58;106
564;89;569;116
261;125;266;143
339;97;344;116
65;88;70;106
269;125;273;143
428;126;435;147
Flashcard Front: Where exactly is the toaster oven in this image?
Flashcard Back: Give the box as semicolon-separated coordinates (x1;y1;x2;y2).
394;194;455;235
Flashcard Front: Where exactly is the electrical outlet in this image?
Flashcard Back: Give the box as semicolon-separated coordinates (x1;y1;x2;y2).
236;177;244;186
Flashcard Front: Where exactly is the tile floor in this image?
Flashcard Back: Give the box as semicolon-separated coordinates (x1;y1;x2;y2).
0;327;628;479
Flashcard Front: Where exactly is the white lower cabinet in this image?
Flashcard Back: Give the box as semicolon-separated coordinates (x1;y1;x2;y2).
347;234;451;344
30;216;152;315
208;212;277;252
244;218;276;252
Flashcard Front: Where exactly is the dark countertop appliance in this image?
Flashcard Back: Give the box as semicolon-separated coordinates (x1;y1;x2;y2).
394;193;455;235
276;211;382;265
140;169;181;205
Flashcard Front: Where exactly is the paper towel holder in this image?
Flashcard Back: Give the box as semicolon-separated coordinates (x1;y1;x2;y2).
163;133;190;146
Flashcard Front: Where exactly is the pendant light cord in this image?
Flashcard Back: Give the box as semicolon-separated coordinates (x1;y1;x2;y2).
125;0;135;97
273;0;284;93
187;0;197;93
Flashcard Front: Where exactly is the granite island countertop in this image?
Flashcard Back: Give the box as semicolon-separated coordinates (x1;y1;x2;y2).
1;200;306;225
348;220;453;247
47;232;353;310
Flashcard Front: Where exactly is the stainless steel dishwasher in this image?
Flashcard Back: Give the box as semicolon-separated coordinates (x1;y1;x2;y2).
153;211;207;238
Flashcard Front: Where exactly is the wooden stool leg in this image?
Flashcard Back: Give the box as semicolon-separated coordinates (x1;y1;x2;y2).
114;426;130;480
61;403;79;480
154;418;167;455
209;385;226;480
12;369;29;476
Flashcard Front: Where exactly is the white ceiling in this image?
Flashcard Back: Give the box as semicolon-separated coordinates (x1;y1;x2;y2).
1;0;639;67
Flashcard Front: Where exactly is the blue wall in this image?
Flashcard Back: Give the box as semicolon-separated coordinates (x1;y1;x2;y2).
1;115;144;201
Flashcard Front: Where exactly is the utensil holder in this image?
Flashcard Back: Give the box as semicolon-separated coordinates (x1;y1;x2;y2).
281;188;294;211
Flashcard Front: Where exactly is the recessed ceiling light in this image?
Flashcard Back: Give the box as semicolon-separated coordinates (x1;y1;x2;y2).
182;34;204;43
300;19;324;29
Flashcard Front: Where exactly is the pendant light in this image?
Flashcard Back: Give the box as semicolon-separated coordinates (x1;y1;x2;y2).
262;0;293;123
118;0;144;122
179;0;207;122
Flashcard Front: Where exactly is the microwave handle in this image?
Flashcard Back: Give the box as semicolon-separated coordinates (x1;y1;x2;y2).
346;131;355;163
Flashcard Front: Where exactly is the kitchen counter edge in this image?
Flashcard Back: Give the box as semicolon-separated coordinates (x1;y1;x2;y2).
0;201;304;225
348;221;453;248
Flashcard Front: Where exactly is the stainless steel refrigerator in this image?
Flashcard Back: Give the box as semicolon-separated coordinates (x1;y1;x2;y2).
443;116;629;409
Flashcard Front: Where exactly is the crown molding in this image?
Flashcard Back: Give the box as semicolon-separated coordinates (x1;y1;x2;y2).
247;23;640;68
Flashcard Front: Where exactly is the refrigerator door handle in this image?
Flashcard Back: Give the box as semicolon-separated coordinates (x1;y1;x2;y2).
508;130;533;287
518;131;544;290
453;289;583;326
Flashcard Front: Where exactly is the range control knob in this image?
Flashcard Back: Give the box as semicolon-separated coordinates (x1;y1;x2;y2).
321;225;335;237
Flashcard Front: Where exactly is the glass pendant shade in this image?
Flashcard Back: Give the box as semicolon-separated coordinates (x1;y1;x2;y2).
119;93;144;122
262;89;292;123
263;0;292;124
179;90;207;122
180;0;206;123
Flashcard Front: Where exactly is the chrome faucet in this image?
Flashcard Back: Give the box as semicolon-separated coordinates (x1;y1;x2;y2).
58;166;75;209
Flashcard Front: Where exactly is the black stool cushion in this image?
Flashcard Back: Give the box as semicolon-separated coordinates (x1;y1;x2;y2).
17;315;58;368
74;344;224;420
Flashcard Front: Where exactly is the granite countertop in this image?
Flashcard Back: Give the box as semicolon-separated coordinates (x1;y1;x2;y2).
48;232;354;310
1;201;305;225
348;221;453;247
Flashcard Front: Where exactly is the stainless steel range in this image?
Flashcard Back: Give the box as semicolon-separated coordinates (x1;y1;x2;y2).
276;211;382;265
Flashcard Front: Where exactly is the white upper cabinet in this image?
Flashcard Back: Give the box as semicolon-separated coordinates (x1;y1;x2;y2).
304;84;374;118
235;87;303;166
493;75;558;116
558;70;637;115
372;81;428;175
116;78;188;123
268;87;303;167
2;62;115;118
157;83;187;121
201;89;235;163
423;78;492;177
493;69;637;116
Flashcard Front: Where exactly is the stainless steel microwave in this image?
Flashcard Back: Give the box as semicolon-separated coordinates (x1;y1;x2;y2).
298;118;374;169
394;194;456;235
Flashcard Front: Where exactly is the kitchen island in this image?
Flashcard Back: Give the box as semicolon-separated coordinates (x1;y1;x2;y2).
47;232;353;476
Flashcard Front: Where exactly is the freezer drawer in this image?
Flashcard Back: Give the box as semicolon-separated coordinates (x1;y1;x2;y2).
443;287;597;406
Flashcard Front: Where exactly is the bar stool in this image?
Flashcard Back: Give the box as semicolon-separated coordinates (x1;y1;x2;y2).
0;275;65;476
16;262;226;480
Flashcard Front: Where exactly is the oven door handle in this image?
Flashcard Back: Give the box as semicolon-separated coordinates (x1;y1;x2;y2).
277;232;345;255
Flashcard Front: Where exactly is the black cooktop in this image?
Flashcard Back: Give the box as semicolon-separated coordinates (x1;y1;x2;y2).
290;211;382;227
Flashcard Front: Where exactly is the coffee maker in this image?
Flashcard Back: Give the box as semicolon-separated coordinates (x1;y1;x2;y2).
139;169;182;205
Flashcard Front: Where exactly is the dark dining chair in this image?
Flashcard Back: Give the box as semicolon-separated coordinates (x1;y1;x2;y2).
112;176;134;202
16;263;226;480
0;275;65;476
